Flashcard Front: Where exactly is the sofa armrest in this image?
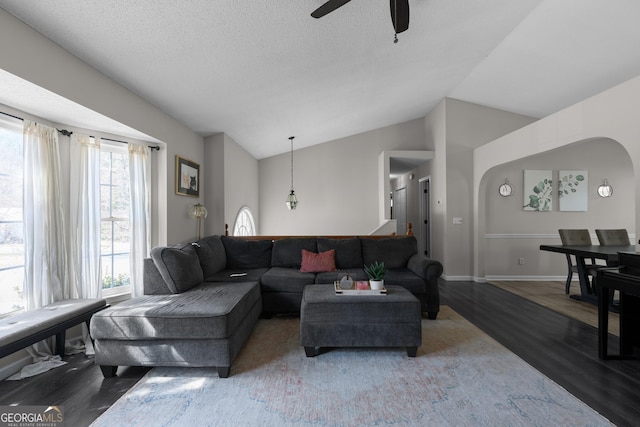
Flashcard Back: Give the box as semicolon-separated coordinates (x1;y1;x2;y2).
407;254;443;282
407;254;443;318
143;258;172;295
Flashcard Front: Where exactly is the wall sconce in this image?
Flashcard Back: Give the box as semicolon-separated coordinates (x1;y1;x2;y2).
597;179;613;198
189;203;208;239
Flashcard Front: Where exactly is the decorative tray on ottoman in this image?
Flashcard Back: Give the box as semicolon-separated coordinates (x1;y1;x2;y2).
334;281;387;295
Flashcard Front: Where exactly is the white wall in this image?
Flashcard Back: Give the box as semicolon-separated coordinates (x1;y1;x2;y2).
258;118;427;235
0;9;204;245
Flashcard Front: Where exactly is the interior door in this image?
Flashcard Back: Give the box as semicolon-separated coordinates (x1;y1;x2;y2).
394;187;407;235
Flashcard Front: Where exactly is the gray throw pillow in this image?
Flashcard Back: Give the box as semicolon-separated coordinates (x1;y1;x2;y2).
151;243;204;293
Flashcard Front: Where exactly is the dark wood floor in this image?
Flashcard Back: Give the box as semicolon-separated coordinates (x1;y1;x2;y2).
1;281;639;426
442;281;640;427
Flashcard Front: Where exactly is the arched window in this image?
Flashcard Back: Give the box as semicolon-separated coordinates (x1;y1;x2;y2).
232;207;256;236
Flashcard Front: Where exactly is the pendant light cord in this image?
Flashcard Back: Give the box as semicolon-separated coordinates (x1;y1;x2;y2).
289;136;295;191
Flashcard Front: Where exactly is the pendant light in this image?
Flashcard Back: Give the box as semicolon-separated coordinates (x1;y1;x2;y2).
285;136;298;210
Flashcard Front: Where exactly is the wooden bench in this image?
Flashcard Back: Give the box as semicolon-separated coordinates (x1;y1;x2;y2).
0;299;108;359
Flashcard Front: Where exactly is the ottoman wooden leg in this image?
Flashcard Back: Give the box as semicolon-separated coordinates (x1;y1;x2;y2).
217;366;230;378
407;347;418;357
100;365;118;378
304;346;317;357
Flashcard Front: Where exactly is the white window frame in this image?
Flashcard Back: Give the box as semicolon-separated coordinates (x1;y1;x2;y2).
100;141;131;297
232;207;256;236
0;115;24;316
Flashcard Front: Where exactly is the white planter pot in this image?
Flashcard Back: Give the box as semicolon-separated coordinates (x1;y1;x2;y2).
369;279;384;290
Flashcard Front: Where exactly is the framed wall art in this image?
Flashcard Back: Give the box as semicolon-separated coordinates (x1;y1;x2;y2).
523;170;552;211
558;170;588;211
175;156;200;197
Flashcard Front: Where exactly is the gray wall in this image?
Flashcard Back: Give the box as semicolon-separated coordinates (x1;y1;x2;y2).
204;133;259;236
424;98;537;278
0;9;204;245
258;118;427;235
483;138;635;279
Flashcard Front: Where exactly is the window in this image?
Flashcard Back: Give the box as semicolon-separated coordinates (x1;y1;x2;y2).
232;207;256;236
100;144;131;294
0;116;24;315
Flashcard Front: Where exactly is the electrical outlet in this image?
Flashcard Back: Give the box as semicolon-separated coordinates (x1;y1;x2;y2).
518;257;525;265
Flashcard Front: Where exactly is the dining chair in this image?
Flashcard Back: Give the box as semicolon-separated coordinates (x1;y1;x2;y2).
595;229;630;246
558;229;602;294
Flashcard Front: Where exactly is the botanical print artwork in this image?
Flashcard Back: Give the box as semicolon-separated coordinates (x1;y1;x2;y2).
559;170;588;211
523;170;552;211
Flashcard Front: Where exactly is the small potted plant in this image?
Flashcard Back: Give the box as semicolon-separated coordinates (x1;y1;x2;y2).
364;261;386;290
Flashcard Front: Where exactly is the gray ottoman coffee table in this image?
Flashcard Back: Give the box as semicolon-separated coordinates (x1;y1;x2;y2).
300;284;422;357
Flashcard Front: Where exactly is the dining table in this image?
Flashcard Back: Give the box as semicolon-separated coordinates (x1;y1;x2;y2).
539;244;638;304
596;255;640;359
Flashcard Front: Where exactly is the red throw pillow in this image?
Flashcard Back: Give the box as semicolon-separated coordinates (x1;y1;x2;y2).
300;249;337;273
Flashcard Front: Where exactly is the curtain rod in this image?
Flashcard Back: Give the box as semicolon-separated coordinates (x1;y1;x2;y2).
0;110;160;151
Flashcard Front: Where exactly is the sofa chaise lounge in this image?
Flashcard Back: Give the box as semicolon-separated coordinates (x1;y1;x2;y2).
90;234;443;378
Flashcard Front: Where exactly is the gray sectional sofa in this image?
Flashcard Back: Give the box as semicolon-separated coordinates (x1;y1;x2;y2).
90;234;443;378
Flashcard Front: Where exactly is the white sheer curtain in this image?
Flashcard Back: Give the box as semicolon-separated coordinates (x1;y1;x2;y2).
67;133;102;357
23;121;69;307
129;143;151;297
69;133;102;299
13;120;69;379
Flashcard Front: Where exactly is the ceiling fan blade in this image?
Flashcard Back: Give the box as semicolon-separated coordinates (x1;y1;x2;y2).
311;0;352;18
390;0;410;33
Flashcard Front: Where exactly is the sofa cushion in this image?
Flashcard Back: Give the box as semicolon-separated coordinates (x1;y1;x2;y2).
361;236;417;269
194;235;227;278
300;249;336;273
317;237;363;269
221;236;273;269
90;281;261;340
150;244;203;294
271;238;317;269
260;267;316;293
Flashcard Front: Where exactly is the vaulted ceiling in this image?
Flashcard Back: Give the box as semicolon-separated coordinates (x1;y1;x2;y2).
1;1;640;159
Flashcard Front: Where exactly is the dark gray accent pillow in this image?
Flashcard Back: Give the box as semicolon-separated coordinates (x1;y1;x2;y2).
271;238;317;268
317;237;363;269
221;236;273;269
194;235;227;278
150;243;204;294
361;236;418;269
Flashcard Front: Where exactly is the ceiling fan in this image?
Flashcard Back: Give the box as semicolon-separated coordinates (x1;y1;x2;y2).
311;0;410;43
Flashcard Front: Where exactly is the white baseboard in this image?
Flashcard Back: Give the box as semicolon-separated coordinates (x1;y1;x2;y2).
0;331;85;381
0;353;31;381
442;275;574;283
441;275;475;281
484;275;570;282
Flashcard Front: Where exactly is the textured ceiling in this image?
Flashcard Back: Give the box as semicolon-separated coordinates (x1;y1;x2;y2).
1;0;640;159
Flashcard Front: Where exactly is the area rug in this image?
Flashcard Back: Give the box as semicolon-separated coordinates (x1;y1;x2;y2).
90;306;613;427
